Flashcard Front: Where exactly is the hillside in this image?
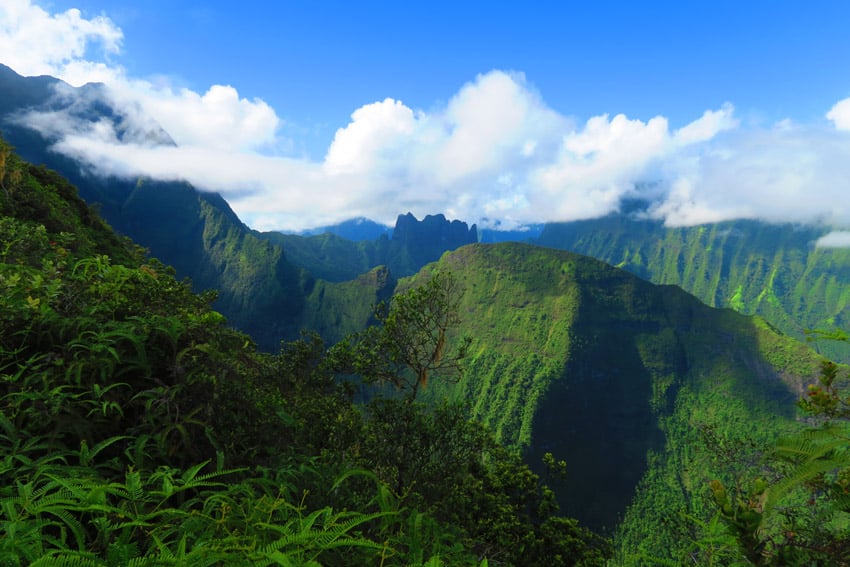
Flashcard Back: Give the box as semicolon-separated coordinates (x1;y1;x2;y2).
537;214;850;362
0;136;611;565
378;243;824;551
4;63;847;563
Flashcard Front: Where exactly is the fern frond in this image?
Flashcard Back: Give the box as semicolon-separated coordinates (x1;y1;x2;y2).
768;424;850;512
77;435;130;468
29;554;107;567
257;508;388;558
124;468;144;502
330;467;379;492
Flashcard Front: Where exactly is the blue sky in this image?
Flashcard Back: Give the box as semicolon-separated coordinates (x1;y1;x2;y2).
5;1;850;239
43;0;850;152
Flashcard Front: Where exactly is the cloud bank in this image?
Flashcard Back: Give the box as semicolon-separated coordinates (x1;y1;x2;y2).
5;1;850;236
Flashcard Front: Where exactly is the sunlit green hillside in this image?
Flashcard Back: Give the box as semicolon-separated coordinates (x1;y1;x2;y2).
538;215;850;362
382;243;824;560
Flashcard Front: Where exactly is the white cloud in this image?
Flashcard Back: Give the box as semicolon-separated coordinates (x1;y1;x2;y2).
324;98;418;174
673;103;738;145
6;1;850;233
1;1;283;153
110;81;281;152
0;0;122;84
816;231;850;248
311;71;571;229
827;98;850;131
434;71;566;184
651;124;850;227
531;113;669;220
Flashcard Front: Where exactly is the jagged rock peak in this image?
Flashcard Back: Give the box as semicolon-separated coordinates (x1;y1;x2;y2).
392;212;478;245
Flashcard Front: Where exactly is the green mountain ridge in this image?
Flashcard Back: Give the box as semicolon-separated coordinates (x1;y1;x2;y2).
537;215;850;363
376;243;822;537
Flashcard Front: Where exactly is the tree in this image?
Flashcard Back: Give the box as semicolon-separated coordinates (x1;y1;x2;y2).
331;271;471;401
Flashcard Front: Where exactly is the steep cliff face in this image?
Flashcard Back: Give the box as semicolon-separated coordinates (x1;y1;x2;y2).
390;212;478;269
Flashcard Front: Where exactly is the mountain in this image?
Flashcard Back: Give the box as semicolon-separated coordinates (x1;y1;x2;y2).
536;214;850;362
296;216;392;240
365;243;822;547
0;66;488;349
260;212;478;282
2;136;618;566
0;102;834;561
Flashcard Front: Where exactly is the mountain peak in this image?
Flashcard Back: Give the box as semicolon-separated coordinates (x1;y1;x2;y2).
392;212;477;244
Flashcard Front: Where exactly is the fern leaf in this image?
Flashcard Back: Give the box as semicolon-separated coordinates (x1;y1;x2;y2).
80;435;132;467
29;553;108;567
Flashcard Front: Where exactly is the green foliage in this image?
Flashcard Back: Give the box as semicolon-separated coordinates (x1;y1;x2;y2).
0;138;608;565
0;441;391;565
688;340;850;565
798;359;846;417
331;271;471;402
353;397;609;565
0;144;392;564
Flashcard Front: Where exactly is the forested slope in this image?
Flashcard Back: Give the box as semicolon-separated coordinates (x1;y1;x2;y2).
375;243;827;562
0;137;609;565
537;215;850;362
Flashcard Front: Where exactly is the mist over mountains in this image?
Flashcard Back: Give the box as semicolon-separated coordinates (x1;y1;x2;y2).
2;62;850;361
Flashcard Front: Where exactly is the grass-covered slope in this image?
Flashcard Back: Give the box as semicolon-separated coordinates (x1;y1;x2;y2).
398;243;822;540
537;215;850;362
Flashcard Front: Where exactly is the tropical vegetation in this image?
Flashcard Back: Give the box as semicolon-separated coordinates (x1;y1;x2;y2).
5;62;850;565
0;136;608;565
